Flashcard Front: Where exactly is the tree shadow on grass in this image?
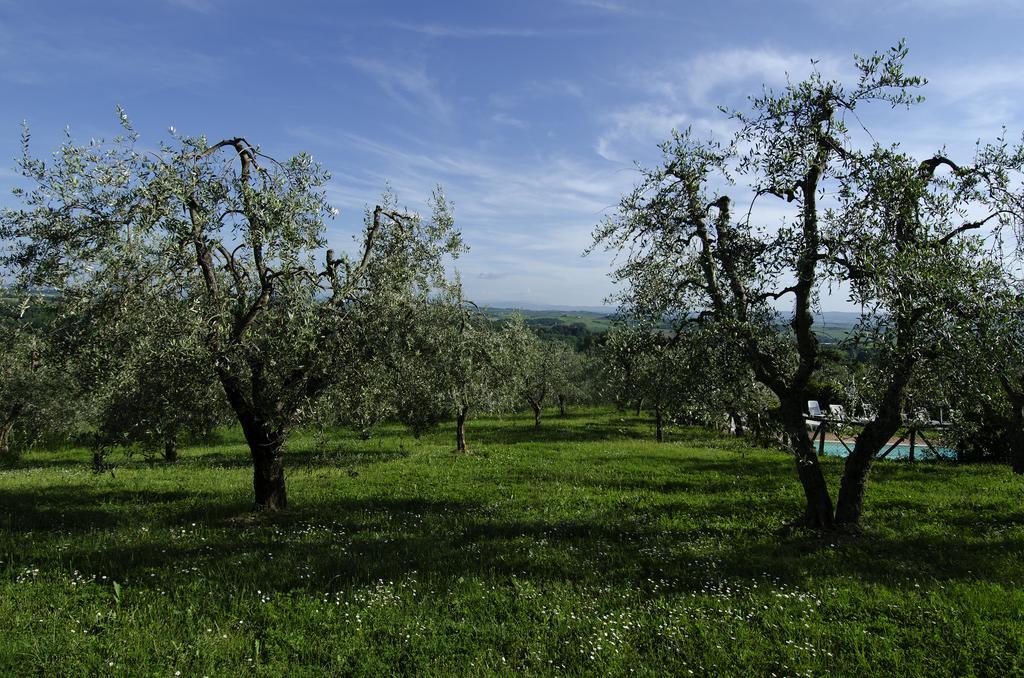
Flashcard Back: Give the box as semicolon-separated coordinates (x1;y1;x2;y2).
462;420;656;447
184;450;412;473
5;479;1022;603
1;452;93;472
0;486;249;533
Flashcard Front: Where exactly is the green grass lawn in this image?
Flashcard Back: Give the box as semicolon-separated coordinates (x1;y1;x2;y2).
2;408;1022;676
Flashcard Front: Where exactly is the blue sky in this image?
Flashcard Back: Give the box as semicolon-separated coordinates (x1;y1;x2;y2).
2;0;1022;309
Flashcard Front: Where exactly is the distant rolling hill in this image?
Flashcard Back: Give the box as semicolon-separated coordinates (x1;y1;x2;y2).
477;304;862;343
481;306;618;333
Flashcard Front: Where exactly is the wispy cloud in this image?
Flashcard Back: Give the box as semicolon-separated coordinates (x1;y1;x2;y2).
391;22;597;39
594;47;846;162
489;79;585;111
661;48;846;105
927;60;1024;101
595;103;687;162
815;0;1018;13
345;57;451;122
564;0;646;15
0;30;225;89
166;0;217;13
303;129;624;224
492;112;528;129
286;125;628;303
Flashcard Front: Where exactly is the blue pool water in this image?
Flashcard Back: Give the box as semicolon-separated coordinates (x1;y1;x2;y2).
819;440;957;460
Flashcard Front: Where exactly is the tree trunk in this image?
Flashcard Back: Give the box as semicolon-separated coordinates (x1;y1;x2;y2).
237;418;287;510
216;367;289;510
163;435;179;463
833;412;899;526
635;398;644;416
1009;403;1024;475
729;410;745;437
655;406;664;443
558;394;567;417
0;406;22;459
0;419;13;458
835;360;915;527
780;400;834;529
456;405;469;453
529;399;541;430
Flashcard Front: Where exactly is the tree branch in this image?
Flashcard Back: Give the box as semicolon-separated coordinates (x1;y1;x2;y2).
936;211;1010;245
917;155;961;180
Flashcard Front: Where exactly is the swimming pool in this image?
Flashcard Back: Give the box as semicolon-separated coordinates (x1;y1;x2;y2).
818;440;957;460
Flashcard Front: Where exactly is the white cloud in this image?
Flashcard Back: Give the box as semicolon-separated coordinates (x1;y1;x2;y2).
286;125;629;305
927;60;1024;102
492;112;528;129
594;47;847;162
820;0;1018;12
564;0;647;15
390;22;596;39
595;103;687;162
345;57;451;122
488;79;585;115
663;48;846;105
167;0;216;13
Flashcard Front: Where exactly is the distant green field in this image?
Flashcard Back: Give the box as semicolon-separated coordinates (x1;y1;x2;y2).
481;307;859;345
483;306;618;332
2;408;1021;675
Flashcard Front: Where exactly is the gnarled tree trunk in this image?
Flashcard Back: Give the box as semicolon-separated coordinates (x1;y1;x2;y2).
834;314;919;526
780;399;834;529
1008;400;1024;475
0;420;14;459
527;397;542;430
834;388;908;526
456;405;469;453
558;394;567;417
729;410;745;437
163;435;179;463
833;413;898;526
218;368;288;510
242;420;287;510
655;405;664;442
0;405;23;459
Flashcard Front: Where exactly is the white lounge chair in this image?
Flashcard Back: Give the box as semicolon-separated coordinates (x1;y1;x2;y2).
806;400;822;430
856;404;877;424
829;404;847;423
912;408;942;427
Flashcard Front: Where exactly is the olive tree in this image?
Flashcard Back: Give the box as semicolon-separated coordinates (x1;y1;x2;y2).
546;341;590;417
505;319;568;429
390;294;524;451
601;323;682;440
96;311;229;462
823;146;1014;524
943;283;1024;473
595;322;649;414
0;317;50;457
591;44;1023;528
0;296;78;459
44;273;231;462
1;116;462;508
601;319;768;441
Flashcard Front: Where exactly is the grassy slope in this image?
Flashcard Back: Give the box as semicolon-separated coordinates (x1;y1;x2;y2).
1;409;1022;676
